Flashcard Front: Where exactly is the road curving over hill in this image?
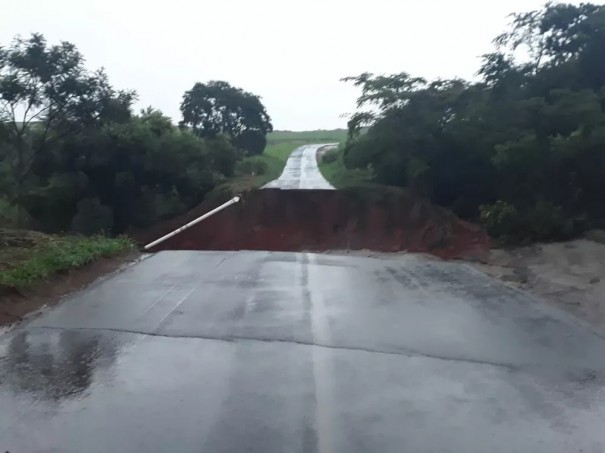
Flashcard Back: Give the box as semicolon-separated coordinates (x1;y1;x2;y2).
263;144;335;190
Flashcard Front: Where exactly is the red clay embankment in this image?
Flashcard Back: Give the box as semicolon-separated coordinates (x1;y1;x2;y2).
147;187;489;260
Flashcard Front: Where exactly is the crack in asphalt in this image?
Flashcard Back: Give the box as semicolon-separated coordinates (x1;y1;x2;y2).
26;325;521;371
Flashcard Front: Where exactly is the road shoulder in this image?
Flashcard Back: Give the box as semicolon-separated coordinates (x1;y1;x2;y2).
468;235;605;332
1;249;141;328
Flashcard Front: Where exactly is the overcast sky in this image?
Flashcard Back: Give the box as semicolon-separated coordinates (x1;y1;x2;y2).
0;0;590;130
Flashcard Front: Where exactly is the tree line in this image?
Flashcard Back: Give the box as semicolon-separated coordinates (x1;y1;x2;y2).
0;34;272;234
343;3;605;242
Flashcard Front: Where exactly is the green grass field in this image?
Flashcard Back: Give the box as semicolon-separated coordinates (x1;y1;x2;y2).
317;144;376;189
267;129;348;146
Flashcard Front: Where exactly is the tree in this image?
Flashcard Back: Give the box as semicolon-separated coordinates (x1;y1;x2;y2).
179;81;273;155
0;34;243;234
0;33;135;217
341;72;426;139
343;3;605;241
22;108;238;234
494;3;605;70
232;129;267;156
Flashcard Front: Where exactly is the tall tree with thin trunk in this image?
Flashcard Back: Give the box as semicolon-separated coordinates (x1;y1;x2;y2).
0;33;135;221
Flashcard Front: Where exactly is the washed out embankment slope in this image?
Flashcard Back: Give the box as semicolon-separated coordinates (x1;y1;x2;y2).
147;187;489;260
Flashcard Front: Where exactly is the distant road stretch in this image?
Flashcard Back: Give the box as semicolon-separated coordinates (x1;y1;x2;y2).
263;144;335;190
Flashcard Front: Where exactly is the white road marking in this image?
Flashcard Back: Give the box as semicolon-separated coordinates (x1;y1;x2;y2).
305;253;338;453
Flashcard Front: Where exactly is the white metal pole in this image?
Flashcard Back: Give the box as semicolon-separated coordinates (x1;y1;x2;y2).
143;196;241;250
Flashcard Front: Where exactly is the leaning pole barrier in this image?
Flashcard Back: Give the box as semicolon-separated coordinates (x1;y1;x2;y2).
143;196;241;251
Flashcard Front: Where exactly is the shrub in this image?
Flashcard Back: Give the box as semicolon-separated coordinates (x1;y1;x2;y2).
321;149;339;164
479;201;519;239
153;190;187;220
481;200;576;242
525;201;574;241
71;198;113;235
235;157;269;176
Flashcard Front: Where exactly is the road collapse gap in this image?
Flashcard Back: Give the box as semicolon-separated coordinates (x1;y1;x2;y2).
144;188;489;261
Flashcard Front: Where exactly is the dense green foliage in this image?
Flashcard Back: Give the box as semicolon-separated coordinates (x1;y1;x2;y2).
180;81;273;156
343;3;605;242
0;34;134;216
0;35;251;234
318;144;375;188
23;109;237;234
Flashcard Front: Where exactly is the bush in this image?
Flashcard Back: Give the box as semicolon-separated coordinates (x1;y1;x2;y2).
321;149;339;164
524;201;574;241
481;200;576;243
71;198;113;235
153;190;187;220
480;201;519;239
0;198;25;228
15;112;240;235
235;157;269;176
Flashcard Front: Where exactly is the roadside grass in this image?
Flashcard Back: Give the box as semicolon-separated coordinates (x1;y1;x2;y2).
0;229;134;288
264;141;302;162
318;144;376;189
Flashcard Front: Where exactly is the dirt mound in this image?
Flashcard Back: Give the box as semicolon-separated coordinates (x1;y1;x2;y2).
147;187;489;260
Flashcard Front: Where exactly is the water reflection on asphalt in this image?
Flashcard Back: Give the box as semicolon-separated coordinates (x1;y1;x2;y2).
0;329;119;402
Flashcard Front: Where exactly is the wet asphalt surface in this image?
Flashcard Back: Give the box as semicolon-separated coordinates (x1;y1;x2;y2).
263;144;335;190
2;250;605;452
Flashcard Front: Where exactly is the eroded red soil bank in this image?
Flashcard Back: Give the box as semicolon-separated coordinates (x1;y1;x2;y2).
148;188;489;260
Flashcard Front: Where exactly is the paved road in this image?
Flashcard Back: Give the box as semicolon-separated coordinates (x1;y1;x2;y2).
263;144;335;190
2;250;605;452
